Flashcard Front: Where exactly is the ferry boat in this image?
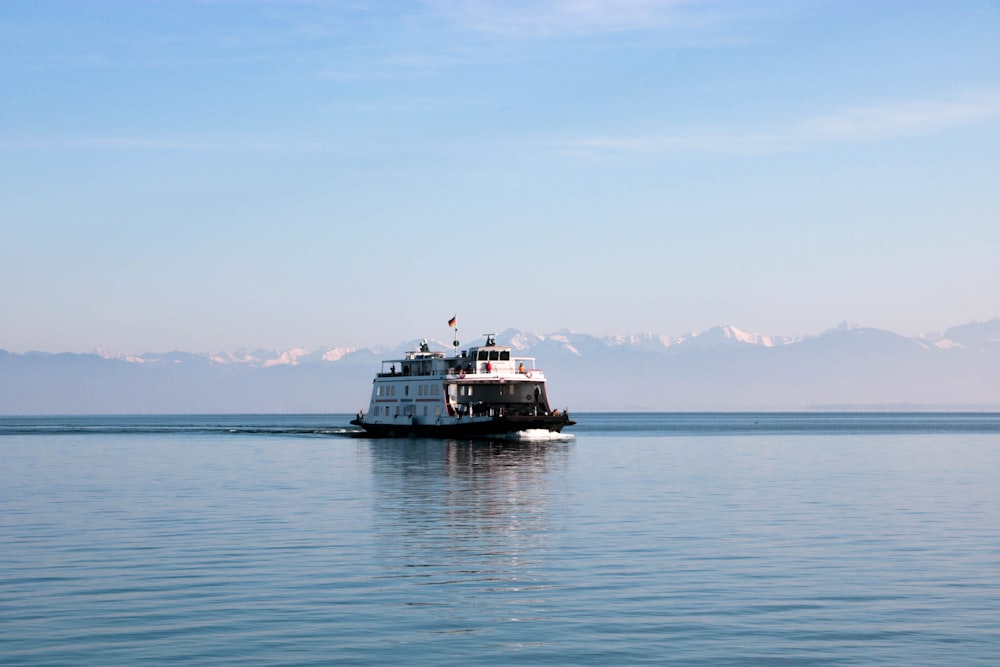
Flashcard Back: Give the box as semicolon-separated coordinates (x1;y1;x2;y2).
350;333;574;437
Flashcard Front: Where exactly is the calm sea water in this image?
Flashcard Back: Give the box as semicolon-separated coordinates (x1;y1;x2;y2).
2;413;998;665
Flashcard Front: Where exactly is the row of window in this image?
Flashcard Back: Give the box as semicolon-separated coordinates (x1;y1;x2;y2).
372;405;443;418
457;384;520;396
477;349;511;361
375;383;442;397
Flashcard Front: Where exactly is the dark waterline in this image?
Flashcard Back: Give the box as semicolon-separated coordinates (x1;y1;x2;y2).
2;411;1000;437
2;413;998;665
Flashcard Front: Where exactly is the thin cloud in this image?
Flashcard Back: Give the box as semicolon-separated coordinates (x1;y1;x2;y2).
795;92;1000;143
0;135;333;153
564;91;1000;156
11;91;999;158
426;0;717;38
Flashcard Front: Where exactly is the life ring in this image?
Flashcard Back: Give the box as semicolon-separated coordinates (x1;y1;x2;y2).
526;370;532;378
459;370;466;379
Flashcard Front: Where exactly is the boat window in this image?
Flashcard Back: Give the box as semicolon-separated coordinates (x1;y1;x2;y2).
489;350;500;361
500;351;510;360
477;350;488;361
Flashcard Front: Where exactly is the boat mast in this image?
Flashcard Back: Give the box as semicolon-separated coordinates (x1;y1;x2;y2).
450;314;460;357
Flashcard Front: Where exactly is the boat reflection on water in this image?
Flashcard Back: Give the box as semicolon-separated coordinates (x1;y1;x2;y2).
366;434;573;487
364;436;574;625
366;435;573;526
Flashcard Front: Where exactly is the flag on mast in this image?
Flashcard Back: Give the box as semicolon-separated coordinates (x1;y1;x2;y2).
448;315;457;328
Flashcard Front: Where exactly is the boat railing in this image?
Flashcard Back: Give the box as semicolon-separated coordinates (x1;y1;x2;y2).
445;366;545;379
377;367;441;378
375;366;547;379
374;359;544;379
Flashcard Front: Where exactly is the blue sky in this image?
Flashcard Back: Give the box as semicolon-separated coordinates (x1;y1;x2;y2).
2;0;998;354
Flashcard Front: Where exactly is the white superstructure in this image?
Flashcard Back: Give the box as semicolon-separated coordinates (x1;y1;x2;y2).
351;334;573;437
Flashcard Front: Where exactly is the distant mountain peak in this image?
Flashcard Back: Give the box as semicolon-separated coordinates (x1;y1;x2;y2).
942;317;1000;349
683;324;784;349
831;321;861;332
93;347;147;364
602;332;675;349
321;347;355;362
547;334;582;356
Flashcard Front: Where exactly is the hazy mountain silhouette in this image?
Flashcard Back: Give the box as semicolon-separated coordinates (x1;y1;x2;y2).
2;319;998;414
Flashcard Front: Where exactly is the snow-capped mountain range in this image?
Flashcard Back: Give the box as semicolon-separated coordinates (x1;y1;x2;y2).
80;319;1000;368
2;318;999;414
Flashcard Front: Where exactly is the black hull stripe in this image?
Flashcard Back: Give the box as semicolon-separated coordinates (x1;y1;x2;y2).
349;416;574;438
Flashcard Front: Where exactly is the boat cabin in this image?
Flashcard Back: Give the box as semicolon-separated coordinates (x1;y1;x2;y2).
352;332;573;436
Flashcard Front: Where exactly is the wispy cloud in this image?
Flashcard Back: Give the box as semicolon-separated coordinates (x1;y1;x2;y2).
425;0;725;38
309;0;767;80
317;46;506;81
9;91;999;159
0;135;334;153
795;93;1000;143
562;90;1000;156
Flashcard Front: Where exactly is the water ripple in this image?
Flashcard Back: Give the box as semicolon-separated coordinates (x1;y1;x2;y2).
1;415;999;665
